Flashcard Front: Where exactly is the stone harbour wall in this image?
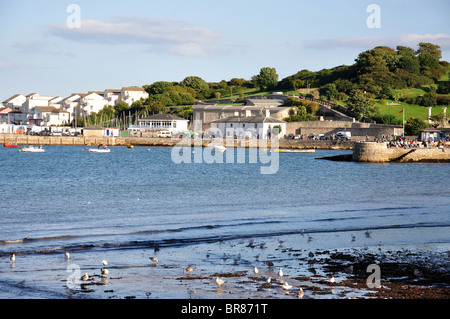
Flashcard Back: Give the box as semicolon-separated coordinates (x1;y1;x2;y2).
352;142;450;163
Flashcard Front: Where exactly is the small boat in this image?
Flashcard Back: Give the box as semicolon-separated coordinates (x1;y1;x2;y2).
21;146;45;153
4;142;19;148
274;149;315;153
127;145;134;149
88;148;111;153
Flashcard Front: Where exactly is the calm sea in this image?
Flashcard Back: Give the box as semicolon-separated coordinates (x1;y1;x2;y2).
0;145;449;298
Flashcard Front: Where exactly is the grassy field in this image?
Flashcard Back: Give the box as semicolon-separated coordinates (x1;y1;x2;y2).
375;101;445;122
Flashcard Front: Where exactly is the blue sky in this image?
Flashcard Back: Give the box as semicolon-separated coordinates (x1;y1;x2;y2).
1;0;449;100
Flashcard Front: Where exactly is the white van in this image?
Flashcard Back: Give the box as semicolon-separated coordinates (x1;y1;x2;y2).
157;131;172;138
335;131;351;140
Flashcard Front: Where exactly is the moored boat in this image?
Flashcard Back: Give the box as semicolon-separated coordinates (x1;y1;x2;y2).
21;146;45;153
4;142;19;148
88;147;111;153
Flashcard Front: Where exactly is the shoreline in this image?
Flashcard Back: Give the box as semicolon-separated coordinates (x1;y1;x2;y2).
0;133;355;150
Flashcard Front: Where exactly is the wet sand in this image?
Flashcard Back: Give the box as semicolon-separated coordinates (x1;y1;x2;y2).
3;231;447;300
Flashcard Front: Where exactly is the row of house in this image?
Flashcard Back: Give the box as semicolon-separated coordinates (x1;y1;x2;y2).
1;87;149;126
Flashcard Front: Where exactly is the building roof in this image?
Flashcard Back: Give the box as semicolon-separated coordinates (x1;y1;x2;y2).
138;114;189;121
246;98;284;106
2;94;24;104
35;106;69;113
122;86;146;92
211;115;286;124
192;104;289;112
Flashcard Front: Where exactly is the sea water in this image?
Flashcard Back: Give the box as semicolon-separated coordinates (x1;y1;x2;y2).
0;145;449;298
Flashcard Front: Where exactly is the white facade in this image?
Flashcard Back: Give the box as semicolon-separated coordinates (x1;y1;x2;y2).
79;92;107;117
29;107;70;126
210;116;287;139
61;94;82;121
129;114;189;133
120;87;149;105
104;89;121;106
22;93;54;113
2;94;26;110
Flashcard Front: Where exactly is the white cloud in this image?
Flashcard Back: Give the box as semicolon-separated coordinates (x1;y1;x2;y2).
48;16;222;57
304;33;450;50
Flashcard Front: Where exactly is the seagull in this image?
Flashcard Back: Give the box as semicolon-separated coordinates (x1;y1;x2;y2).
330;276;335;283
184;265;196;273
278;268;283;277
150;257;159;263
64;252;70;259
253;266;259;275
101;268;109;276
365;230;372;238
81;272;89;281
282;282;292;290
101;260;108;266
351;234;356;242
297;287;304;299
266;277;272;284
215;277;226;286
10;254;15;262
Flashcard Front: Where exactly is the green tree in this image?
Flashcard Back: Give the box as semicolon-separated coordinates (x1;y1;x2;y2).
319;83;338;100
114;101;130;117
144;81;173;95
181;76;209;95
417;42;442;61
405;117;427;136
256;67;279;90
346;89;375;119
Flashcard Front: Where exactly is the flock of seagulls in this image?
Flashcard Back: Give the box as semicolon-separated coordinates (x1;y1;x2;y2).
7;232;357;299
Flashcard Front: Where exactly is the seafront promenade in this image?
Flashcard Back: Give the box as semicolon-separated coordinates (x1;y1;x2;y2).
0;133;355;150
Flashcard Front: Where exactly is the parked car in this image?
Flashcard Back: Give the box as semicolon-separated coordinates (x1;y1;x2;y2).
335;131;351;140
157;131;172;138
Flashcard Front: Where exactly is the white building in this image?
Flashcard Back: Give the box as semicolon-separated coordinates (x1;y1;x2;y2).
210;114;287;139
29;106;70;126
79;92;107;117
120;87;149;105
129;114;189;133
22;93;54;113
61;93;82;121
2;94;26;110
104;89;121;106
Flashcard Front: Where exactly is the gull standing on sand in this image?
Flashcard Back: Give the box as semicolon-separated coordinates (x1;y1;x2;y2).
101;268;109;276
253;266;259;275
215;277;226;286
10;254;15;262
150;257;158;263
266;277;272;284
297;287;304;299
101;260;108;266
184;265;196;273
65;252;70;260
81;272;89;281
278;268;283;277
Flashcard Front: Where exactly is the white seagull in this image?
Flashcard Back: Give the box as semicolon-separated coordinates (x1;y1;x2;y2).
266;277;272;284
282;282;292;290
278;268;283;277
81;272;89;281
253;266;259;275
65;252;70;259
101;268;109;276
10;254;15;262
101;260;108;266
215;277;226;286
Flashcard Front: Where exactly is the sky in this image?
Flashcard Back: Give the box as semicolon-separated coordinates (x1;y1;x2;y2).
0;0;449;100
